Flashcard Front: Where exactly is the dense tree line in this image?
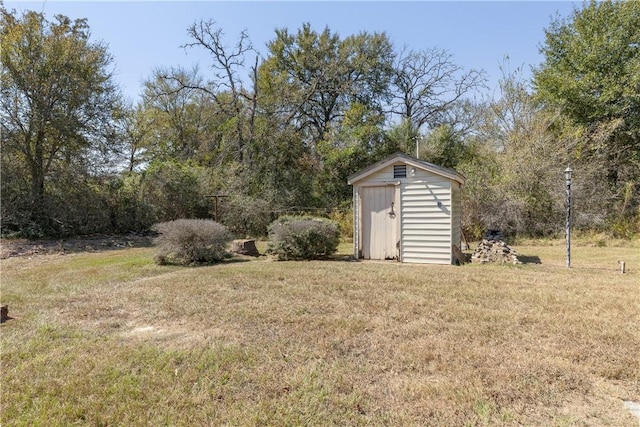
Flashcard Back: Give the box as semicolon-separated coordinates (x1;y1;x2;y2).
2;1;638;239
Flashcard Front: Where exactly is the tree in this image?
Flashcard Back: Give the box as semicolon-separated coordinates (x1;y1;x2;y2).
533;0;640;231
259;23;394;146
459;66;570;238
116;102;154;172
181;20;258;166
316;102;391;207
0;7;122;235
420;124;466;169
141;67;221;163
389;47;486;135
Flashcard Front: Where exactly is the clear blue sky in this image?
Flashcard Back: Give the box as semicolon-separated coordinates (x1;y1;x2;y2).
6;1;580;102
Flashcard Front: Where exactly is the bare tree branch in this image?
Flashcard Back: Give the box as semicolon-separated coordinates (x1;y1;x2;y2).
389;46;487;133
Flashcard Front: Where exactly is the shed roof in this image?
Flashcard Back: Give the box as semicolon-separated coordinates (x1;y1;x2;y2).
347;152;466;185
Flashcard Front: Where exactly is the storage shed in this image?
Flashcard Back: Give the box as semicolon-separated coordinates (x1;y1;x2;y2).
347;152;465;264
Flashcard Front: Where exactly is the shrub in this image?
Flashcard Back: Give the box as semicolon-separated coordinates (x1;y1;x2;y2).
152;219;232;265
267;216;339;260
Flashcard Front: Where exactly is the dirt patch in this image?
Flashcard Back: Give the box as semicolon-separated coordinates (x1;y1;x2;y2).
0;234;153;259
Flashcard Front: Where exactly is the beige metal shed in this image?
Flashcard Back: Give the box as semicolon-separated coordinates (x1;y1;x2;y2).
347;152;465;264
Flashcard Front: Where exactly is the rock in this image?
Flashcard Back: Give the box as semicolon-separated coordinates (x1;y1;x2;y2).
471;230;521;265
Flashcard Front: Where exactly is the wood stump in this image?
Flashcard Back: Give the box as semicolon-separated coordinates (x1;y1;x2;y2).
1;305;9;323
230;239;260;257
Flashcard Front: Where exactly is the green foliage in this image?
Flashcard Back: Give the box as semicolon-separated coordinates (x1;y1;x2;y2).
4;8;638;242
105;174;157;234
0;7;122;234
315;102;395;207
459;67;568;239
328;207;353;240
421;124;468;169
141;68;224;164
267;216;339;260
384;119;418;156
222;195;273;237
259;23;393;144
152;219;232;265
534;0;640;232
2;164;126;238
535;0;639;134
0;152;37;237
244;124;317;210
140;160;212;222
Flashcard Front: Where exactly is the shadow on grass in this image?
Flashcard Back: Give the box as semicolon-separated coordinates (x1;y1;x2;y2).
263;253;359;262
327;254;359;262
157;257;253;267
223;257;253;264
518;254;542;264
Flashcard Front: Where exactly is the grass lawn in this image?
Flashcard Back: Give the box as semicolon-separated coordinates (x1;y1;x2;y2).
1;240;639;426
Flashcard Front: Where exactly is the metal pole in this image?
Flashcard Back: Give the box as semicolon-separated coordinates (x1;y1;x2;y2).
565;166;572;268
566;180;571;267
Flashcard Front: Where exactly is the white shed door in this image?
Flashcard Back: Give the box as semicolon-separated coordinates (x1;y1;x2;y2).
361;186;398;260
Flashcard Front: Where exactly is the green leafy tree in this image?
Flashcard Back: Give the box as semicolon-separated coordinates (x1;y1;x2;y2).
259;23;393;146
316;102;391;206
139;160;212;221
141;68;221;163
420;124;466;169
0;7;122;235
460;66;569;238
533;0;640;231
116;102;154;172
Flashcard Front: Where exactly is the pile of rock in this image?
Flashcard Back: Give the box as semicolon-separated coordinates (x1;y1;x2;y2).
471;230;521;265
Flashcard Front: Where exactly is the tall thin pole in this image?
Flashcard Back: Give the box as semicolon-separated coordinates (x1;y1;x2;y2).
565;166;572;268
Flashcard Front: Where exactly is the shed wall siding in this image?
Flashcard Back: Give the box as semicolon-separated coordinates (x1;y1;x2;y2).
400;170;452;264
357;163;402;184
451;182;461;254
353;187;359;258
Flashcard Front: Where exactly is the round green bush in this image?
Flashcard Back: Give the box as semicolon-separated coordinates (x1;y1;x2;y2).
152;219;232;265
267;216;339;260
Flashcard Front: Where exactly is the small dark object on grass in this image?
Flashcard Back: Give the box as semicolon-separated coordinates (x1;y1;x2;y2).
1;305;11;323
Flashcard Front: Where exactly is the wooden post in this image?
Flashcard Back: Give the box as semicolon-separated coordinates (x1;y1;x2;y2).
205;194;228;222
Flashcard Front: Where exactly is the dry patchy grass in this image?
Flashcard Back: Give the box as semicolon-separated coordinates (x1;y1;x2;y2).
1;242;639;426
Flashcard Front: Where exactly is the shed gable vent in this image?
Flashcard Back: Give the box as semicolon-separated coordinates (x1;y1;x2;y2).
393;164;407;178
